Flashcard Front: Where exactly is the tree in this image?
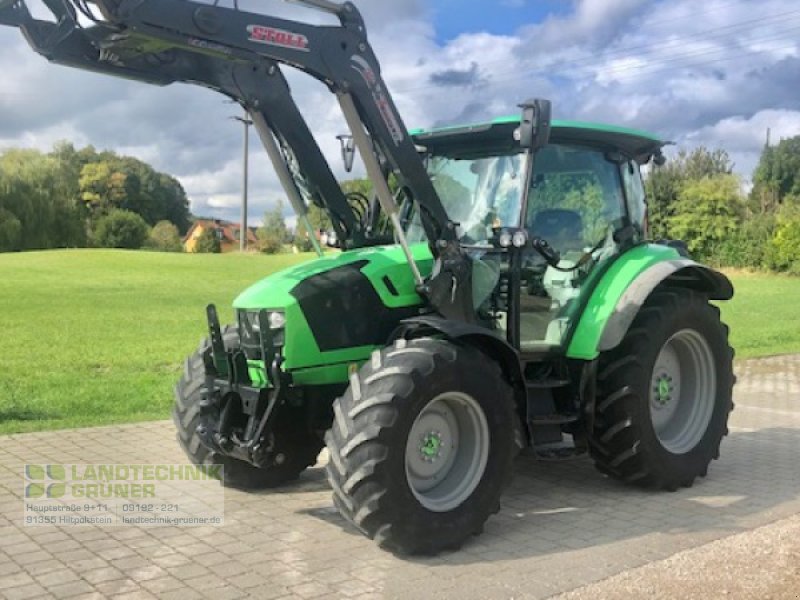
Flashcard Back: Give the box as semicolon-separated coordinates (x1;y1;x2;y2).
148;221;184;252
304;202;331;235
0;148;85;251
752;136;800;213
194;228;221;254
77;155;191;232
668;174;744;260
0;208;22;252
0;142;192;254
93;209;150;249
765;205;800;275
645;147;734;239
258;201;288;254
80;162;120;211
715;213;776;269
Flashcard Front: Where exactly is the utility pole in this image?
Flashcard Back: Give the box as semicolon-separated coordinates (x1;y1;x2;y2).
232;110;253;251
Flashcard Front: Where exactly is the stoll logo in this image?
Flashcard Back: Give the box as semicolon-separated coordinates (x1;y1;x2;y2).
247;24;309;52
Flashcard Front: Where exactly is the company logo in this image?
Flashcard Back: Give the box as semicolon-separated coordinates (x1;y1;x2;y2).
247;25;309;52
23;464;225;528
25;465;67;499
188;38;233;55
350;55;405;146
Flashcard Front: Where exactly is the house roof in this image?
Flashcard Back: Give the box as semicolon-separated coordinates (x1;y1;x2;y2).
185;219;258;244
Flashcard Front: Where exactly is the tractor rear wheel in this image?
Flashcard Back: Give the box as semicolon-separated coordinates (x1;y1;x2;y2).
589;289;734;490
173;327;323;490
325;338;516;555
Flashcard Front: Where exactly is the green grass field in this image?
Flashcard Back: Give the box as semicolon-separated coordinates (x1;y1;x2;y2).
0;250;311;434
1;250;798;434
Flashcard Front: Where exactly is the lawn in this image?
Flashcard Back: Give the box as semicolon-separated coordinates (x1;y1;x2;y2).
716;270;800;359
1;250;798;434
0;250;311;434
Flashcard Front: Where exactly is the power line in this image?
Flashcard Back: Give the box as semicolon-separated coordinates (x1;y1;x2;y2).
391;8;800;95
554;26;800;81
416;7;800;86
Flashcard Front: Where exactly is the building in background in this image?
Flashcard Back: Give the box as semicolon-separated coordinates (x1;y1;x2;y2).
183;219;258;253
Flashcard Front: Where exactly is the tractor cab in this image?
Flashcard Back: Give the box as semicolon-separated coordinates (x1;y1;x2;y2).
408;118;664;353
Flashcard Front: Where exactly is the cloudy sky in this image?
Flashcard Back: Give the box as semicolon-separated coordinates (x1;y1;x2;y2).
1;0;798;225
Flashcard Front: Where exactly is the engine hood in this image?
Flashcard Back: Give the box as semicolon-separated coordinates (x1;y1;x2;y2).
232;243;434;373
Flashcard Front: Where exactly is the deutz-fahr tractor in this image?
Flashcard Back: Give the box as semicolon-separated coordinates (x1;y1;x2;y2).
3;0;734;555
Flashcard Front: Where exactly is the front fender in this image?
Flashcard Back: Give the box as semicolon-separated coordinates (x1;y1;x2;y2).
391;315;524;387
567;245;733;360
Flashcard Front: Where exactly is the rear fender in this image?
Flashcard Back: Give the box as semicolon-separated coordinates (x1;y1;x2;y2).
567;247;733;360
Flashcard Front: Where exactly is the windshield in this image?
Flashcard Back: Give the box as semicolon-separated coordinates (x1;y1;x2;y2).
405;153;525;244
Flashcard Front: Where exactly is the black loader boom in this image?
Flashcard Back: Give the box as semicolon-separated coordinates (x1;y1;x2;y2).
0;0;492;319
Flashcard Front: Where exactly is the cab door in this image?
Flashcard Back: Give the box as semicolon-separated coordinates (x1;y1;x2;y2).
517;144;631;353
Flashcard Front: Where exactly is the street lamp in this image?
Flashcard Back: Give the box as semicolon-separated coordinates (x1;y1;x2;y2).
231;110;253;252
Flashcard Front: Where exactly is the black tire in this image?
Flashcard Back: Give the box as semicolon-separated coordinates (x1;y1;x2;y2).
173;327;323;490
325;338;516;555
588;288;734;490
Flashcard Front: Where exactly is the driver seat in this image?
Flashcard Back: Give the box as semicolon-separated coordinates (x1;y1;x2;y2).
529;209;584;253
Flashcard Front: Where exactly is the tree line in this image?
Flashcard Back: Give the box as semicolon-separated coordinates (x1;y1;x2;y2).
1;136;799;273
647;135;800;275
0;143;190;253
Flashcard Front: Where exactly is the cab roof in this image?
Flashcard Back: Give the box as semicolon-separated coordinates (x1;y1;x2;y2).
410;115;667;164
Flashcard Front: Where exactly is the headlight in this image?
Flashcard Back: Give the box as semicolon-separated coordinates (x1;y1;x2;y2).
512;230;528;248
244;310;286;332
268;312;286;329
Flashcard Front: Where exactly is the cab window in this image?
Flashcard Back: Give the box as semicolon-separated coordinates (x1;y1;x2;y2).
525;145;626;254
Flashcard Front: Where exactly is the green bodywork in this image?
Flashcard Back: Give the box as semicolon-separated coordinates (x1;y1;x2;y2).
410;116;662;145
234;240;682;386
566;244;682;360
230;118;675;388
234;243;434;387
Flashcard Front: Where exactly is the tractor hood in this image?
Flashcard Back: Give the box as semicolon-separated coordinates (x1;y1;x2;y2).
233;244;434;373
233;243;433;310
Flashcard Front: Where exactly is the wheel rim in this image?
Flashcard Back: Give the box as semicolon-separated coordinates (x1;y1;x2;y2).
405;392;490;512
650;328;717;454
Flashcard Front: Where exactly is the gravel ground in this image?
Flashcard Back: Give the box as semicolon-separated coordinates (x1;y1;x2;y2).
557;515;800;600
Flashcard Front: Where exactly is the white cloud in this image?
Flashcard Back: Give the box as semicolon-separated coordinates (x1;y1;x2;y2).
683;108;800;176
0;0;798;227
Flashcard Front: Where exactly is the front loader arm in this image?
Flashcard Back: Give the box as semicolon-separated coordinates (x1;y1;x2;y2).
89;0;456;243
2;0;476;320
0;3;361;245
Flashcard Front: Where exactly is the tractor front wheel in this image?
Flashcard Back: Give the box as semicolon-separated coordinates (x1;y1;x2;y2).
325;338;516;555
589;289;734;490
173;327;323;490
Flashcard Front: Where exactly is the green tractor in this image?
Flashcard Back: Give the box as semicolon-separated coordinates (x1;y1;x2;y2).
4;0;734;555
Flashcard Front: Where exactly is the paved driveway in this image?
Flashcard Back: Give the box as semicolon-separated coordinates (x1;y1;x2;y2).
0;354;798;600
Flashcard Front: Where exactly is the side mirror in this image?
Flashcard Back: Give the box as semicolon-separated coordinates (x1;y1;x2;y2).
517;98;552;150
337;134;356;173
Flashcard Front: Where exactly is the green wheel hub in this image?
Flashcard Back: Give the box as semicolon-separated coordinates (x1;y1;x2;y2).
420;432;443;461
654;375;674;406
